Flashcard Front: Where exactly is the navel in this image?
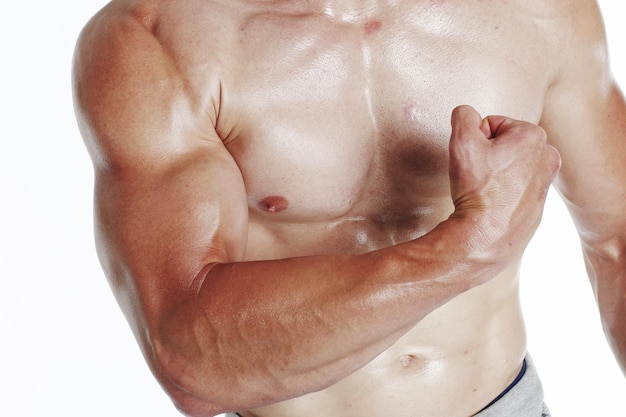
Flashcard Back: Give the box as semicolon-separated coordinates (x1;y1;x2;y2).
399;354;416;369
258;196;289;214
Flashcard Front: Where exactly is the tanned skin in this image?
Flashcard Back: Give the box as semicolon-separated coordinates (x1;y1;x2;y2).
73;1;626;416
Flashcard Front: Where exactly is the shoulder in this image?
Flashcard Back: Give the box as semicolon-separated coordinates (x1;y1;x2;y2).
73;1;176;169
533;0;612;99
73;1;163;69
520;0;608;67
72;0;234;170
502;0;612;112
485;0;607;66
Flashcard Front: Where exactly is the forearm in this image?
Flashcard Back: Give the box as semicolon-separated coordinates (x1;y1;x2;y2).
153;217;506;412
144;105;556;414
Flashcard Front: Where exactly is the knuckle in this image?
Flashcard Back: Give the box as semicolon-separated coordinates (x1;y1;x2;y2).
548;145;562;168
528;125;547;143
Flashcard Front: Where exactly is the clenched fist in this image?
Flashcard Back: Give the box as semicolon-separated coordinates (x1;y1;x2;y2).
448;105;561;262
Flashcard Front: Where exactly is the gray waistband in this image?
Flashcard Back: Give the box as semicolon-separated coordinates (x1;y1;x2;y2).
473;355;550;417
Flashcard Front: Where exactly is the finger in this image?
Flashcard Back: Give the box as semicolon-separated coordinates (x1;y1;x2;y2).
480;117;492;139
450;105;484;141
482;115;509;138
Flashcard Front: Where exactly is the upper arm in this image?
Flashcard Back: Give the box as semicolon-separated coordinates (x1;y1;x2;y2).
539;0;626;254
73;3;248;338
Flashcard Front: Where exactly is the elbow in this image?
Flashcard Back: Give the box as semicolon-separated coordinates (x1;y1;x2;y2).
150;326;293;415
582;238;626;330
149;318;229;417
168;390;223;417
581;236;626;289
147;294;292;414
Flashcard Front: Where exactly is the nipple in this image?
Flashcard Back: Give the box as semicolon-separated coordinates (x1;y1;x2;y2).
259;196;289;214
364;19;382;36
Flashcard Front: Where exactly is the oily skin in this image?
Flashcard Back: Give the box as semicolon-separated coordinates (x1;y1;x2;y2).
73;0;626;416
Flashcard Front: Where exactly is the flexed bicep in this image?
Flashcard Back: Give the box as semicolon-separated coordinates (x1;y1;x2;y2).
73;2;249;323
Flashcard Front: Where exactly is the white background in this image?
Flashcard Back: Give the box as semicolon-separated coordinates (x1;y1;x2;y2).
0;1;624;416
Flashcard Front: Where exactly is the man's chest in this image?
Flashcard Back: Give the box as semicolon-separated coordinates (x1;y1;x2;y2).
213;11;549;219
158;2;553;223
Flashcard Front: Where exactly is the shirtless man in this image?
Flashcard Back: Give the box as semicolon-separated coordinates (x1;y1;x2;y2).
72;0;626;416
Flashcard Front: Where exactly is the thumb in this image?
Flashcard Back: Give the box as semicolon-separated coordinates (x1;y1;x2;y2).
450;105;490;141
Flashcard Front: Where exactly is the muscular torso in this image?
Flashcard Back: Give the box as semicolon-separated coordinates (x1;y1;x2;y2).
111;1;559;415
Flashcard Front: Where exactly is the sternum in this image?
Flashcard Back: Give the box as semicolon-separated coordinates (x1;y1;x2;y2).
361;41;380;138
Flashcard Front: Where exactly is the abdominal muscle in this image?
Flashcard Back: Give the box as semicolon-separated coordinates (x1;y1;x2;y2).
240;246;527;417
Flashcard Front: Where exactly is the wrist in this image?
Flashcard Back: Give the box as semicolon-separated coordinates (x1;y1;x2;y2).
446;208;517;269
384;213;507;294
